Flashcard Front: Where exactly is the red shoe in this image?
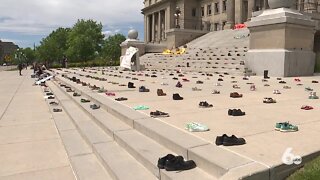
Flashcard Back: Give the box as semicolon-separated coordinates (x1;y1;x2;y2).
301;105;313;110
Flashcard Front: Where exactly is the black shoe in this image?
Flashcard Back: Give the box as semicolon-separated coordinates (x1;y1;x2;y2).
222;135;246;146
157;154;175;169
232;109;245;116
173;93;183;100
150;110;169;118
215;134;228;145
164;156;196;171
264;70;270;79
128;82;135;88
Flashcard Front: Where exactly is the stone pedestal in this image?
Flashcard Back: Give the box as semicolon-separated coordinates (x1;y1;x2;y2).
246;8;316;77
120;40;146;71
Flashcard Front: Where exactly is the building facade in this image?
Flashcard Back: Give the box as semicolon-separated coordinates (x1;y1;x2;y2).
142;0;320;45
0;40;19;64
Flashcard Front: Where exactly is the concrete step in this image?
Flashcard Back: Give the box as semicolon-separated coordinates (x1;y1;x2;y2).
45;88;113;180
47;81;157;180
49;79;216;179
52;74;256;178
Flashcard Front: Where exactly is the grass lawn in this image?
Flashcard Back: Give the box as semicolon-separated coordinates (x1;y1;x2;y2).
287;156;320;180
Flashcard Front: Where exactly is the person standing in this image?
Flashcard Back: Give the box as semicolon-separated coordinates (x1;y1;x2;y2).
18;63;23;76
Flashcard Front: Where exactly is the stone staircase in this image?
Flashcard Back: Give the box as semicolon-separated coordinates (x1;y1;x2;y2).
140;29;251;76
44;69;269;180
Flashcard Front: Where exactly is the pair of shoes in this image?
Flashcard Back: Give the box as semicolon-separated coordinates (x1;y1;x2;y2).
46;92;54;96
250;85;256;91
81;98;90;103
182;78;190;82
294;78;301;82
273;90;281;94
275;122;298;132
128;82;136;88
66;88;74;92
157;154;196;171
263;97;276;103
139;86;150;92
192;87;202;91
73;92;81;97
301;105;313;110
283;85;291;89
133;105;149;110
90;104;100;110
230;92;242;98
53;108;62;112
212;90;220;94
279;81;286;84
312;80;318;83
186;122;209;132
115;97;128;101
150;110;169;117
218;78;223;81
48;96;55;99
176;81;182;88
157;89;166;96
49;101;59;106
309;92;319;99
161;82;169;86
228;109;245;116
215;134;246;146
98;87;107;93
305;87;313;91
105;92;115;96
233;84;240;89
199;101;213;108
196;80;203;84
173;93;183;100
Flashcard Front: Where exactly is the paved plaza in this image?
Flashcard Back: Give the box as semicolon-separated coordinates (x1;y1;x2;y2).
1;67;320;179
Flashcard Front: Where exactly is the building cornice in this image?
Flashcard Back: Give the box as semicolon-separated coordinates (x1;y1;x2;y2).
141;0;170;14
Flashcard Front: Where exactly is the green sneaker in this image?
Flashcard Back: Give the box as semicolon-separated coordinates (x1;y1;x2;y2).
186;122;209;132
133;105;149;110
279;122;298;132
275;122;286;131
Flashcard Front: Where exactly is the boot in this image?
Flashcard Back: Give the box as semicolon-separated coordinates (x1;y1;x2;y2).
173;93;183;100
264;70;270;79
128;82;135;88
157;89;166;96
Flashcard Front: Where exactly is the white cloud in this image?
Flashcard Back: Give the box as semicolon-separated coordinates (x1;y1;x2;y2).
0;0;144;35
0;38;22;44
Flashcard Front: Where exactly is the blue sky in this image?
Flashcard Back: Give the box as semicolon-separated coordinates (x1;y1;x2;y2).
0;0;144;48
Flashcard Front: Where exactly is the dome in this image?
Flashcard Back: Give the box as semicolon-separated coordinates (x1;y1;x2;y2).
128;29;138;40
268;0;295;9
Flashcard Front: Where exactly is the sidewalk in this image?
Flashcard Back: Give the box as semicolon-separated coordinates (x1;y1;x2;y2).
0;70;75;180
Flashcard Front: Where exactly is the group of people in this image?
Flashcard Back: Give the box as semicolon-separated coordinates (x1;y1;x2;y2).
17;62;46;77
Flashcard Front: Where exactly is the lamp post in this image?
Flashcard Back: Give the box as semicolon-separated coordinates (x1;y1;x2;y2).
174;7;181;28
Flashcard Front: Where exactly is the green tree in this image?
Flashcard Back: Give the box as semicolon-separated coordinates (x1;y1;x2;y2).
36;27;70;65
66;19;104;62
101;33;126;65
22;47;36;65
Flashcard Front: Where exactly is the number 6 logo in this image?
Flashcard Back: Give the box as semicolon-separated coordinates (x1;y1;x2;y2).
282;148;302;165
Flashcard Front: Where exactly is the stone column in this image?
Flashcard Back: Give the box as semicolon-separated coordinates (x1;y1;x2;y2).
158;11;161;42
152;13;155;42
248;0;255;20
145;15;148;42
263;0;268;9
225;0;235;29
235;0;242;24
